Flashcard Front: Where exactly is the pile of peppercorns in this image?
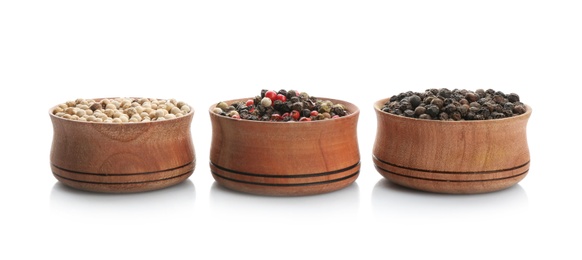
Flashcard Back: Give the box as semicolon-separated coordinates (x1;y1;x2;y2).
52;97;191;123
381;88;527;120
213;89;348;121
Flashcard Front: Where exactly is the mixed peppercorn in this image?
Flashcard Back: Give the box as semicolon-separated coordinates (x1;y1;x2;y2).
213;89;348;121
381;88;527;120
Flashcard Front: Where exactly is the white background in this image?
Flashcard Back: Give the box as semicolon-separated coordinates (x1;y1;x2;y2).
1;1;581;259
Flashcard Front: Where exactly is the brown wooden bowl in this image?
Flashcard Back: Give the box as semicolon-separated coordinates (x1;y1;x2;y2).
209;97;360;196
373;98;532;194
49;98;195;193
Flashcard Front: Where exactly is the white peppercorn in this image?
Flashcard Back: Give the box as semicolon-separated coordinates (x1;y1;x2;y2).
180;105;191;114
75;109;86;117
213;108;223;114
65;107;75;115
170;107;182;115
53;107;64;114
53;97;191;123
155;109;167;118
105;103;117;110
261;97;272;107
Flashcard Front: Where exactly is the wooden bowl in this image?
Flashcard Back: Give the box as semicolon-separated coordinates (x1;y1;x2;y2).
209;97;360;196
373;98;532;194
49;99;195;193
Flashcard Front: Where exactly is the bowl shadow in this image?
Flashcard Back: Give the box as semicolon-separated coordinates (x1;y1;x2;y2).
372;179;529;220
50;179;196;220
209;181;360;223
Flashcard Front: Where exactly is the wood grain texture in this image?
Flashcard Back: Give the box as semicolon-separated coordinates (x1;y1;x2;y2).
209;97;360;196
373;98;532;194
49;101;195;193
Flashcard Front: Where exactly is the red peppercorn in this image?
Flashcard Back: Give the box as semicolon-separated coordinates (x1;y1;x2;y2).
265;90;277;102
276;94;287;102
232;115;241;120
246;99;254;107
299;117;311;121
290;110;300;120
282;112;289;118
332;115;340;119
310;110;318;117
271;113;282;121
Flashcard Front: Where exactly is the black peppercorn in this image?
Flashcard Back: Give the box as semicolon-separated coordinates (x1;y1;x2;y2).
381;88;527;120
439;112;449;120
409;95;421;108
301;109;311;118
430;98;444;109
426;105;440;118
465;92;479;102
513;105;526;114
508;93;520;103
451;111;462;121
478;107;491;119
458;104;469;117
493;95;506;105
290;96;300;103
438;88;452;99
419;114;431;120
90;103;101;111
444;104;457;114
399;101;411;112
404;110;415;117
466;112;476;120
291;102;303;112
414;106;426;117
491;112;505;119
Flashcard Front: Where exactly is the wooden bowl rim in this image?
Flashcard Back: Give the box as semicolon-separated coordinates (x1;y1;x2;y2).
48;97;194;125
209;96;360;124
373;97;531;124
